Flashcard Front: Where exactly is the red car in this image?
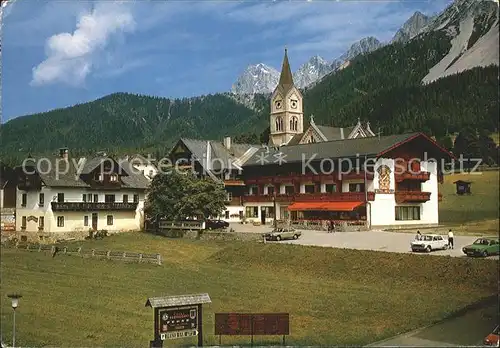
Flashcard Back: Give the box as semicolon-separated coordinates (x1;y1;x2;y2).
484;325;499;346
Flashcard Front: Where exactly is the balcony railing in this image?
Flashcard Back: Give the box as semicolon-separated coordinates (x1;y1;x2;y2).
242;191;375;203
223;179;246;186
395;171;430;182
395;191;431;203
51;202;138;211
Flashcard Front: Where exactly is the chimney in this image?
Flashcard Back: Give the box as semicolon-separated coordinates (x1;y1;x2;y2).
59;147;69;160
223;136;231;150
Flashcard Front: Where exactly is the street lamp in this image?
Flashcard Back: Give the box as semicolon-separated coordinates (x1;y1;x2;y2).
7;294;22;348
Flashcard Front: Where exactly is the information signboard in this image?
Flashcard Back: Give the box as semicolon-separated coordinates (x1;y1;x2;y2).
158;306;198;338
215;313;289;336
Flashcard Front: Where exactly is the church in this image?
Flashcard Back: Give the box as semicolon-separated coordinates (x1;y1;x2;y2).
169;49;452;230
268;48;375;147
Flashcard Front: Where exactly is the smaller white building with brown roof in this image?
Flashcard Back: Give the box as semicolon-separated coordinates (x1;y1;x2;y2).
14;148;150;239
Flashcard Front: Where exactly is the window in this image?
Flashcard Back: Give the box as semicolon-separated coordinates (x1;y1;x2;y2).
83;194;87;202
39;193;44;206
261;206;275;217
95;173;103;181
57;216;64;227
275;116;283;132
107;215;114;226
285;185;294;195
123;194;128;203
133;194;139;203
245;206;258;218
348;183;365;192
395;206;421;221
226;192;233;202
21;193;27;207
290;116;298;131
39;217;44;229
105;194;115;203
21;216;26;229
307;135;315;144
93;194;99;203
225;211;230;219
57;193;64;203
249;186;258;195
325;184;337;193
304;184;315;194
87;194;93;202
110;174;118;182
267;186;275;195
84;216;89;227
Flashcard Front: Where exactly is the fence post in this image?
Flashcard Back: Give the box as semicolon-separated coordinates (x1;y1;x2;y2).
139;253;143;263
107;250;111;259
63;247;67;254
77;247;82;254
92;249;95;257
157;254;161;265
38;244;42;252
26;244;30;250
122;252;126;260
51;246;55;254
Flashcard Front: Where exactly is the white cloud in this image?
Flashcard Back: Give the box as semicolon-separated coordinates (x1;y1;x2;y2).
31;2;135;87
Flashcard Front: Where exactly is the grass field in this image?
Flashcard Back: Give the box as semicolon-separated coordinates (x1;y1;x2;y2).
1;232;498;347
438;170;499;235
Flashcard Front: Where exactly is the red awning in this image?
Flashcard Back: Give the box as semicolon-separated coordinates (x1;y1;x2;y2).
287;202;363;212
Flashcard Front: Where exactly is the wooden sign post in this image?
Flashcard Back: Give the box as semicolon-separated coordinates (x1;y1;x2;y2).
145;293;211;347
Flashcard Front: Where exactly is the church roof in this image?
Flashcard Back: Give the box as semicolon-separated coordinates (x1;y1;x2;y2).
277;48;294;94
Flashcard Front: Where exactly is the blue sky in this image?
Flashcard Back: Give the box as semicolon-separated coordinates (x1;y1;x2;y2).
2;0;452;121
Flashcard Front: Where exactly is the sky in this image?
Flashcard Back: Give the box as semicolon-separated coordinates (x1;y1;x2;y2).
1;0;452;122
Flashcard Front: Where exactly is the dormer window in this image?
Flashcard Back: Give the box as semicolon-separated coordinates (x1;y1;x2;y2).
95;173;103;181
110;174;118;182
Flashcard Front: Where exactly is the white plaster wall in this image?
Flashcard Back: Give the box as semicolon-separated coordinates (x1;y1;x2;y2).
221;205;244;222
243;202;275;223
370;159;396;226
0;189;3;209
417;160;439;224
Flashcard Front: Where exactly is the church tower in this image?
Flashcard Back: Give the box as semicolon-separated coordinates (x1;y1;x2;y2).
269;48;304;146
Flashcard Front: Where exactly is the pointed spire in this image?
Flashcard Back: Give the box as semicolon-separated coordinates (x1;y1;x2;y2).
310;114;315;125
278;47;294;91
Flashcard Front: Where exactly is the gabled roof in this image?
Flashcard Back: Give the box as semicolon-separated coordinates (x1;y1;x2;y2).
16;156;149;189
244;132;449;166
177;138;259;171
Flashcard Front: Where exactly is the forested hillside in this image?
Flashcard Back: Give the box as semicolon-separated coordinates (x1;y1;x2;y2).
1;28;498;165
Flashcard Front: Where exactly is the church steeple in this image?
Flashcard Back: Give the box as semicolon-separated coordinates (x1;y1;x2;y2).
278;48;294;92
269;48;303;146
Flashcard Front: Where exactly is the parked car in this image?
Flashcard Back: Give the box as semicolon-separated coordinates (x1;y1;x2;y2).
484;325;500;346
410;234;449;252
262;227;301;241
205;219;229;230
462;237;500;257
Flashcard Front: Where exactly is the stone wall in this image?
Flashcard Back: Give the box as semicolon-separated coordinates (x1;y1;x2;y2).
153;229;261;242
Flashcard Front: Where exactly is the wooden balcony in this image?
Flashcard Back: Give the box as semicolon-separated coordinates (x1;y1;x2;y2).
51;202;138;211
223;179;246;186
242;192;375;203
395;191;431;203
245;172;373;185
395;171;430;182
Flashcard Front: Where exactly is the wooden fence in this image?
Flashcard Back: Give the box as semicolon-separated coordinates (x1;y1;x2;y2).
13;242;162;265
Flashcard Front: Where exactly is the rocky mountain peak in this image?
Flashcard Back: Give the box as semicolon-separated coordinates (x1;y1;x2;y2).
231;63;280;95
392;11;432;43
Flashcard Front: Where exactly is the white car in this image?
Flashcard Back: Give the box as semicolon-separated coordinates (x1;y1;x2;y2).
411;234;449;252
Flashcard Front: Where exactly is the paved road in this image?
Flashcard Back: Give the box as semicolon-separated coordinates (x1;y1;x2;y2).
368;301;499;346
279;230;498;258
